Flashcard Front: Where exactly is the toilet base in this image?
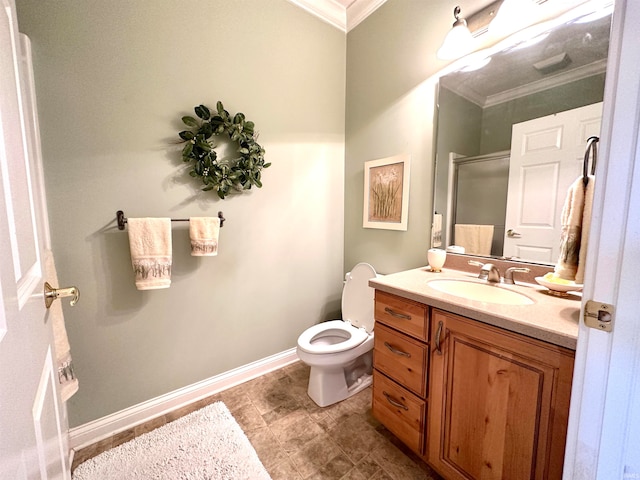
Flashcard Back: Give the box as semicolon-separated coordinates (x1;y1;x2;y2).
306;352;373;407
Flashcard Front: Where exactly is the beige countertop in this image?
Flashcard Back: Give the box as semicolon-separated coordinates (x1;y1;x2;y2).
369;267;581;350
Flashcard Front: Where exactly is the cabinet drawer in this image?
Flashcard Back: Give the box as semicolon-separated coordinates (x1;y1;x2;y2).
374;323;428;397
375;291;428;341
372;369;426;456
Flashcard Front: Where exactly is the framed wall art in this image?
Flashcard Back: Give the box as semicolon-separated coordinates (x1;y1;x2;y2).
363;154;410;231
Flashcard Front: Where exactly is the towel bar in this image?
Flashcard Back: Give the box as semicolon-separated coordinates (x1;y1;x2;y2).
116;210;225;230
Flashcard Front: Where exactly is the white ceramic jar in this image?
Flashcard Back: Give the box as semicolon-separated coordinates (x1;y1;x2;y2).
428;248;447;272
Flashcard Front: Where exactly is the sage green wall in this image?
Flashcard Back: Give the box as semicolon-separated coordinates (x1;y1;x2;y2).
16;0;346;427
345;0;453;274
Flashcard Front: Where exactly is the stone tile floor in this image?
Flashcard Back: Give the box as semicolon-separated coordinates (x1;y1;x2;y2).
73;361;442;480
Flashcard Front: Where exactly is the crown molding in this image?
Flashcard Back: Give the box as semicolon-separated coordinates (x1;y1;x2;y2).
485;58;608;107
286;0;386;33
449;59;608;109
287;0;346;31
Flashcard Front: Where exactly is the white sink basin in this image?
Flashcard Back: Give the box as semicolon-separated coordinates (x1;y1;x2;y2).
428;279;534;305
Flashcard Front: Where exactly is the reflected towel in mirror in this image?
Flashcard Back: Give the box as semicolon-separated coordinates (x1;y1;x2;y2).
454;224;494;256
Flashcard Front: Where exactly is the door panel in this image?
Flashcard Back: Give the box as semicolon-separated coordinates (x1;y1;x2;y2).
0;1;69;478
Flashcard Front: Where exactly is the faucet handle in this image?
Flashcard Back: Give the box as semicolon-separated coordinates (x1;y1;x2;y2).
467;260;485;268
504;267;531;284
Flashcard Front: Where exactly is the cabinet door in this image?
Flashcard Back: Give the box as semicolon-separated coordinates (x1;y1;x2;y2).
428;310;574;480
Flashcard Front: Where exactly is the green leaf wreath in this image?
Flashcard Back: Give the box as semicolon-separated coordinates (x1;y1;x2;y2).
178;101;270;199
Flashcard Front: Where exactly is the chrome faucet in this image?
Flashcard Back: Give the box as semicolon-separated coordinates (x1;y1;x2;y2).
468;260;501;283
503;266;531;285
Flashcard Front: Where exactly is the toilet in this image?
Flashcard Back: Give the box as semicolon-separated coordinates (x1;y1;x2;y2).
296;263;377;407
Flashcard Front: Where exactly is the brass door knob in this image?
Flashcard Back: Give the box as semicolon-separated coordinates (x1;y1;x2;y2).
44;282;79;309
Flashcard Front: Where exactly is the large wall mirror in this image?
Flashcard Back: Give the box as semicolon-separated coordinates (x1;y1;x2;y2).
433;2;612;265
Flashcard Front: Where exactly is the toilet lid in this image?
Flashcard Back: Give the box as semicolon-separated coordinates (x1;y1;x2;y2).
342;262;377;333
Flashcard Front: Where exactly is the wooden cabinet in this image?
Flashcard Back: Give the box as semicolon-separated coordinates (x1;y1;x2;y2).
371;291;575;480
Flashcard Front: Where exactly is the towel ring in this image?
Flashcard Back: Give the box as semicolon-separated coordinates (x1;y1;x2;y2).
583;136;599;187
116;210;226;230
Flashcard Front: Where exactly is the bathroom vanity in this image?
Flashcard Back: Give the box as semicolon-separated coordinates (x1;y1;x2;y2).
369;266;579;480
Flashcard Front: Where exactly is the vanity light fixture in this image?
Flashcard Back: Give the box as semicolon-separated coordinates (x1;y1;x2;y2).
488;0;539;38
437;6;474;60
436;0;550;61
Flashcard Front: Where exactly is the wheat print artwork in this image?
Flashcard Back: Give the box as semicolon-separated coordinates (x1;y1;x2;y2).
368;162;404;223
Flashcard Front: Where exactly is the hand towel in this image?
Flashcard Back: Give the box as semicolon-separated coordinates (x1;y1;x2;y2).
454;224;494;256
127;218;172;290
189;217;220;256
575;175;595;284
44;249;79;401
432;213;443;247
554;177;586;281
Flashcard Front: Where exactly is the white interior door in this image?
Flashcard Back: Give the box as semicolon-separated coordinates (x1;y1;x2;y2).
503;102;603;262
564;0;640;477
0;1;70;478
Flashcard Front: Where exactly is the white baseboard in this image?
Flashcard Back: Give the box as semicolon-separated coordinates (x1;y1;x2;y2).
69;348;299;451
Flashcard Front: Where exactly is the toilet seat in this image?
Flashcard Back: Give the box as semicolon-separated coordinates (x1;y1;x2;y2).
297;320;368;354
297;263;377;355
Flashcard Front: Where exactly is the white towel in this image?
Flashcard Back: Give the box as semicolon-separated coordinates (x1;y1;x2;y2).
127;218;172;290
432;213;443;247
189;217;220;256
44;249;79;401
554;176;591;281
454;224;494;256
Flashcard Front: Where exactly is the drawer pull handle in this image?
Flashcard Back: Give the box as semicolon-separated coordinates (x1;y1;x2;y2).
383;391;409;410
384;307;411;320
384;341;411;358
435;320;443;355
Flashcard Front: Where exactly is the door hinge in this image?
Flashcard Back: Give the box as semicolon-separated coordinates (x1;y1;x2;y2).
584;300;614;332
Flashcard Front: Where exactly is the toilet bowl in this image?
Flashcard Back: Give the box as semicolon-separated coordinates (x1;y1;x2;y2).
296;263;377;407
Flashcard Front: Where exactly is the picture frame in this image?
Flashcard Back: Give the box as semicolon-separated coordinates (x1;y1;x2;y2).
363;154;410;230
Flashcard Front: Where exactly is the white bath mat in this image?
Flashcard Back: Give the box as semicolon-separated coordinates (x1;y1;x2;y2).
72;401;270;480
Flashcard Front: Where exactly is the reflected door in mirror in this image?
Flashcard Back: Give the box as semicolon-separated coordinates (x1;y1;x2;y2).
504;102;602;262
